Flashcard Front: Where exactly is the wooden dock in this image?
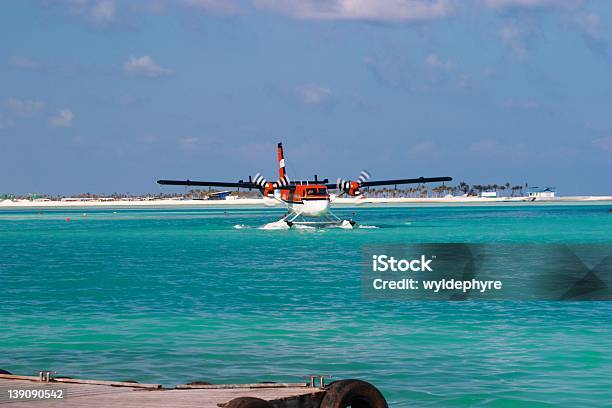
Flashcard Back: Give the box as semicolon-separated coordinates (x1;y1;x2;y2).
0;372;387;408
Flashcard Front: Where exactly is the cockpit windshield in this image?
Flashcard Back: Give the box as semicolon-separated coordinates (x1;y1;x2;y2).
305;188;327;196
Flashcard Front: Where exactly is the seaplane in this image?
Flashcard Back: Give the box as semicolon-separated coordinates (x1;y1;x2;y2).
158;143;452;228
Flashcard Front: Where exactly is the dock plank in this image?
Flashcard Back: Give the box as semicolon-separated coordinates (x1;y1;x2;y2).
0;379;321;408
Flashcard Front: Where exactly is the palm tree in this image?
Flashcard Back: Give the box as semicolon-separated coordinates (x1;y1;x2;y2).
513;185;522;196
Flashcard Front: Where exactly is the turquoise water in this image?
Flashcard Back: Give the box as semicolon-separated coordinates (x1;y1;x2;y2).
1;205;611;407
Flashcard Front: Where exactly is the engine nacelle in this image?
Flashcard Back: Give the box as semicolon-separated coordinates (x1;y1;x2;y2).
338;179;362;196
347;180;361;196
262;182;276;197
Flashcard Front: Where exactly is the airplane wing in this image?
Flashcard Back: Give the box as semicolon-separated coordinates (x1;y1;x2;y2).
157;179;257;189
325;176;452;190
159;176;452;190
361;176;452;187
157;179;298;190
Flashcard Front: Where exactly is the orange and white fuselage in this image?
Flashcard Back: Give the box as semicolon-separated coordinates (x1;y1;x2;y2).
275;185;331;217
262;143;333;218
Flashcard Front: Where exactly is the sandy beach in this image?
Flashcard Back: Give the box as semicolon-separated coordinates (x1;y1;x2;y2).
2;196;611;209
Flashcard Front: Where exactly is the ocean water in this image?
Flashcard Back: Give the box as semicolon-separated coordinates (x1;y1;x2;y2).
1;205;611;407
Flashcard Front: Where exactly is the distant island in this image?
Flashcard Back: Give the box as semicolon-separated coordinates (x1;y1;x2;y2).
0;181;537;201
1;182;611;208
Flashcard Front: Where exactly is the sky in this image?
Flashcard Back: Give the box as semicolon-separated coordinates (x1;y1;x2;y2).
1;0;611;195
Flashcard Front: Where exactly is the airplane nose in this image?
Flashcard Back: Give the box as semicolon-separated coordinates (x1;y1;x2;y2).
303;199;329;216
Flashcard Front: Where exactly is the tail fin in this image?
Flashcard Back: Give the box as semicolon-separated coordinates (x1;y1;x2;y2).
277;142;286;180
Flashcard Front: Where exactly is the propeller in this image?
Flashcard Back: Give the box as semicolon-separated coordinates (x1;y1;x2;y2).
358;170;371;183
254;173;292;189
337;170;371;196
275;174;290;187
253;173;268;189
254;173;292;194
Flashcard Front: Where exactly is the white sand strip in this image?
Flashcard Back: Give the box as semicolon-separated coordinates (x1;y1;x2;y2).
1;196;611;209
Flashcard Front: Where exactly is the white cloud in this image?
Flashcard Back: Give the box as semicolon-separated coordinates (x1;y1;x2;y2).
5;98;45;117
181;0;242;14
124;56;173;78
58;0;451;22
575;12;603;38
254;0;451;22
178;137;200;149
574;11;610;54
469;138;500;154
498;23;529;59
295;84;333;105
48;109;74;128
408;140;436;155
424;53;452;70
0;115;13;129
576;12;603;35
485;0;579;9
468;139;530;162
503;98;540;110
8;56;40;70
90;0;116;23
178;136;223;150
592;136;612;151
65;0;116;24
140;134;159;144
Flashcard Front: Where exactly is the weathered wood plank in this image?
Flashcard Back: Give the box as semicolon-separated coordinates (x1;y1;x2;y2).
0;374;41;382
52;377;161;389
176;383;308;389
0;374;161;389
0;378;320;408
